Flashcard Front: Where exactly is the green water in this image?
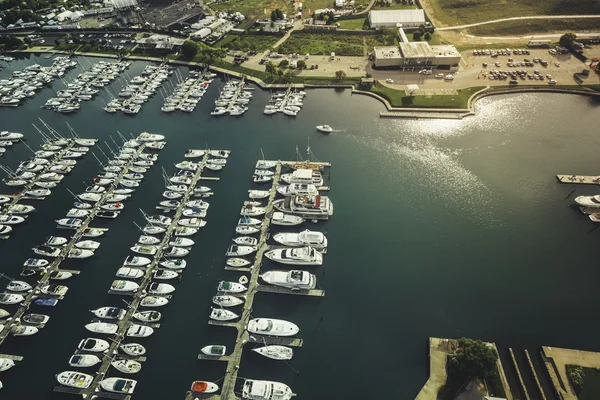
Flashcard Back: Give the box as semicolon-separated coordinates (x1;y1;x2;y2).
0;54;600;399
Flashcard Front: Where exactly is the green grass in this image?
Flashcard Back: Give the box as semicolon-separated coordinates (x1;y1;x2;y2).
218;33;281;52
337;18;367;30
467;18;600;35
278;32;366;56
428;0;600;26
579;367;600;400
370;83;485;108
372;1;418;10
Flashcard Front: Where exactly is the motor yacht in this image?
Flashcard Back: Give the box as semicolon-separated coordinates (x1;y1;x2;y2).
265;247;322;266
91;307;126;320
123;256;151;267
69;354;101;368
273;195;333;217
85;322;118;334
191;381;219;394
100;377;137;394
133;310;161;323
212;295;244;307
246;318;299;337
120;343;146;356
242;379;295;400
110;280;139;293
261;270;316;290
140;296;169;307
56;371;94;389
217;281;247;293
210;308;239;321
112;359;142;374
273;230;327;249
127;324;153;338
160;259;187;269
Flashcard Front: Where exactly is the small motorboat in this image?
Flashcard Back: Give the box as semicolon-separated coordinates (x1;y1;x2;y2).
6;280;32;292
33;245;61;257
316;125;333;133
116;268;144;279
154;270;179;280
226;258;250;268
166;184;188;192
75;240;101;250
0;215;25;225
22;313;49;326
252;345;294;360
160;199;180;209
182;208;207;218
49;270;73;280
123;256;151;267
96;211;119;219
256;160;278;169
178;218;206;228
56;371;94;389
205;163;223;171
191;381;219;394
163;190;183;200
217;281;247;293
140;296;169;307
126;324;154;338
78;337;110;352
175;226;197;236
66;208;89;218
0;358;14;372
68;248;94;259
34;298;58;307
12;325;39;336
169;237;194;247
56;218;83;229
272;212;304;226
120;343;146;356
242;379;295;400
148;282;175;295
74;201;93;210
82;228;106;238
23;258;48;268
201;345;226;356
0;293;24;304
111;359;142;374
225;245;257;257
195;186;211;194
91;307;126;320
138;235;160;245
240;206;266;217
238;217;261;226
0;309;9;319
209;150;229;158
21;269;38;277
101;203;124;211
163;246;189;258
85;322;118;335
100;377;137;394
143;225;166;235
110;280;139;293
233;236;258;246
130;245;158;256
133;310;161;323
235;225;260;235
212;295;244;307
69;354;101;368
184;149;205;158
253;175;272;183
160;259;186;270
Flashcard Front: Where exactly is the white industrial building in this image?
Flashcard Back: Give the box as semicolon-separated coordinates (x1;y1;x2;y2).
368;9;426;29
373;42;461;70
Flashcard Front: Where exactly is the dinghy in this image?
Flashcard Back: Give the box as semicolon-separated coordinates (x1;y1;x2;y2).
191;381;219;394
201;345;226;356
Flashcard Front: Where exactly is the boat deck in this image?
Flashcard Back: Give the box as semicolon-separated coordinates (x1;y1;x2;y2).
556;174;600;185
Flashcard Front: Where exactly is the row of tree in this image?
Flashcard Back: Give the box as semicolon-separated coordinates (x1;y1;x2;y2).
181;40;226;63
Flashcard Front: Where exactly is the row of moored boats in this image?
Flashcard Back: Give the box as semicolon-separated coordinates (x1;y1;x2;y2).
161;69;215;113
263;88;306;116
211;78;254;116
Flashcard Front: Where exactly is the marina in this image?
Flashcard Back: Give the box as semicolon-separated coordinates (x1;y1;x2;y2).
161;70;215;113
211;78;253;116
263;88;307;117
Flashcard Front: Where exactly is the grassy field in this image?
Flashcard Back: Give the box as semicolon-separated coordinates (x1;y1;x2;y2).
278;32;366;56
467;18;600;35
217;33;281;51
426;0;600;26
370;83;484;108
337;17;367;30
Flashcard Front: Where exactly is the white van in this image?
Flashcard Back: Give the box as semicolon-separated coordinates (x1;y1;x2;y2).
444;74;454;81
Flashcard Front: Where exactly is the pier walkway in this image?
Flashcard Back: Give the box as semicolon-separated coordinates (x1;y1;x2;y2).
556;174;600;185
541;346;600;400
0;144;149;349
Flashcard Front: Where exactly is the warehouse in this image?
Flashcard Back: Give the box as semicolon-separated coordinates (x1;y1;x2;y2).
373;42;461;70
368;9;427;29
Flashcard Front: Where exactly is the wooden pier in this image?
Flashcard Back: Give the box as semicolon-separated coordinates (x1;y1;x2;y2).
255;284;325;297
556;174;600;185
64;150;225;399
509;348;530;400
0;144;149;348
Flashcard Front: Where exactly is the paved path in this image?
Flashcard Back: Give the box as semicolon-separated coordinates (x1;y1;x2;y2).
355;0;377;16
464;31;600;40
437;15;600;31
542;346;600;400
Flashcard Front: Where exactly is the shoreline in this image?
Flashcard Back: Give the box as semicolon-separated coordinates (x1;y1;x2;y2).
11;48;600;119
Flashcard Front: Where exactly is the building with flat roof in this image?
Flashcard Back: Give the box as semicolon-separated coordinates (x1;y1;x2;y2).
368;9;426;29
373;42;461;70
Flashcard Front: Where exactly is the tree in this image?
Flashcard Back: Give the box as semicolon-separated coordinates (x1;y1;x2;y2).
418;24;426;35
23;37;32;47
296;60;306;69
327;12;335;24
335;70;346;81
449;338;499;381
424;32;431;41
560;32;577;48
413;32;422;41
265;61;276;75
279;59;289;68
181;40;198;59
54;39;60;46
271;8;283;21
567;365;584;394
282;70;296;83
277;69;283;76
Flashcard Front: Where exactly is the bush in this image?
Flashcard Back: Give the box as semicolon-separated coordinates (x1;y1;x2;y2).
567;365;585;394
413;32;422;41
181;40;198;59
296;60;306;69
279;59;289;67
424;32;431;41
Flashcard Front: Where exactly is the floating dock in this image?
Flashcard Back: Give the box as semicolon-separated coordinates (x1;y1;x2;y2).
556;174;600;185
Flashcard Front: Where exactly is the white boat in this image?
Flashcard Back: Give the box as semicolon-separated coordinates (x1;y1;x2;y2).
274;195;333;217
160;259;187;269
242;379;295;400
23;258;48;268
210;308;239;321
265;247;322;266
281;169;323;186
120;343;146;356
0;293;24;304
85;322;118;334
6;280;31;292
316;125;333;133
252;345;294;360
201;345;226;356
249;190;270;199
44;236;67;246
247;318;299;337
272;212;304;226
575;195;600;207
144;225;166;235
0;358;14;372
256;160;277;169
146;215;171;227
261;270;316;290
213;295;244;307
277;183;319;197
91;307;126;320
12;325;38;336
123;256;151;267
78;192;102;202
96;211;119;219
191;381;219;394
167;184;188;192
182;208;206;218
137;132;165;142
68;248;94;259
131;245;159;255
233;236;258;246
217;281;247;293
83;228;106;238
111;280;139;293
140;296;169;307
101;203;124;211
25;188;51;198
154;269;179;280
225;245;257;257
273;230;327;249
195;186;211;194
0;309;9;319
163;190;183;200
56;371;94;389
178;218;206;228
116;267;144;279
185;200;209;209
49;270;73;280
226;258;251;267
133;310;161;323
69;354;101;368
148;282;175;295
6;204;35;214
75;240;101;250
100;377;137;394
184;149;205;158
238;217;261;226
127;324;154;337
0;215;25;225
253;175;272;183
40;284;68;296
175;226;197;236
22;313;49;325
205;163;223;171
241;206;266;217
78;338;110;352
112;359;142;374
74;202;93;209
209;150;229;158
33;245;61;257
66;208;89;218
56;218;83;229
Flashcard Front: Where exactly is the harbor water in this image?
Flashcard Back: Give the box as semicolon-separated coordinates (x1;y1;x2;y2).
1;54;600;399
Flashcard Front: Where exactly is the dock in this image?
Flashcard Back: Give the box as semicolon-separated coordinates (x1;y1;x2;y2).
556;174;600;185
194;159;331;400
541;346;600;400
0;144;150;348
509;348;530;400
60;150;226;398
